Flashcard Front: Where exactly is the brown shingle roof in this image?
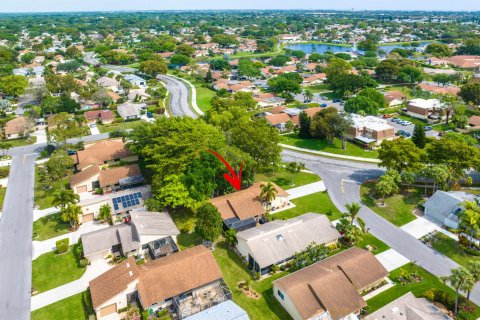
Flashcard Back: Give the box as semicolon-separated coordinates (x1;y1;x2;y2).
99;164;142;187
70;165;100;187
384;90;406;103
303;107;322;118
84;110;115;122
273;247;388;320
469;115;480;127
89;256;140;308
73;139;132;170
265;113;292;126
137;246;222;307
4;116;26;135
211;182;288;220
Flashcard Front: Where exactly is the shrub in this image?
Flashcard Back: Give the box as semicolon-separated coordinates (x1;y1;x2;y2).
95;188;103;195
270;264;280;275
0;166;9;178
79;258;89;268
327;243;339;251
56;238;69;254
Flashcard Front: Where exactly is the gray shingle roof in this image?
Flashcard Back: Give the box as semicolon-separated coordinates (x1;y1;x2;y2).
424;190;477;221
81;223;140;257
130;209;180;236
236;213;340;269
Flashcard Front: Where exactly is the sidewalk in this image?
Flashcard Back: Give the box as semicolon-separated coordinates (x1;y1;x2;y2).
32;221;109;260
280;143;381;163
33;207;58;222
375;249;410;272
31;259;113;311
287;181;326;200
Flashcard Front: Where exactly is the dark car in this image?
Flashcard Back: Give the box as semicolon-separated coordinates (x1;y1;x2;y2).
320;103;328;108
424;126;433;131
67;150;76;156
146;112;153;118
333;98;341;103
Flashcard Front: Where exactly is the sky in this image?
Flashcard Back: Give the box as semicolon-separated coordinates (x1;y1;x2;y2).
0;0;479;13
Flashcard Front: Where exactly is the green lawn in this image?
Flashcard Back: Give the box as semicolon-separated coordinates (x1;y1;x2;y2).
255;166;320;190
32;245;86;293
32;212;70;241
319;91;343;100
97;120;144;134
34;170;70;210
360;182;419;227
2;136;37;147
213;241;293;320
432;122;455;132
31;291;92;320
0;187;6;211
366;263;480;319
281;134;379;159
193;82;216;113
272;191;342;221
430;232;479;267
355;233;390;254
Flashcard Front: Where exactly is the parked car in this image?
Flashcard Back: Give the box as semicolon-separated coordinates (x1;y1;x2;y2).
320;103;328;108
403;132;412;138
383;114;392;119
89;123;96;128
438;131;444;137
67;150;76;156
396;130;405;136
424;126;433;131
391;118;400;123
146;112;153;118
333;98;341;103
402;120;412;126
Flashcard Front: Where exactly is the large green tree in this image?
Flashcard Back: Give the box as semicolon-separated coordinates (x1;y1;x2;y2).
195;203;223;242
0;75;28;97
378;138;424;173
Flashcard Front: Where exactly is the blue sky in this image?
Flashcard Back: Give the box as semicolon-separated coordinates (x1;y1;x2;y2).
0;0;479;13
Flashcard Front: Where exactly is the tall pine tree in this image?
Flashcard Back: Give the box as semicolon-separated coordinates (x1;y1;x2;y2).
299;111;311;138
412;124;426;149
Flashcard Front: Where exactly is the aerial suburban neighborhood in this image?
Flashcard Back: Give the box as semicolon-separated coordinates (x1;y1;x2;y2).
3;1;480;320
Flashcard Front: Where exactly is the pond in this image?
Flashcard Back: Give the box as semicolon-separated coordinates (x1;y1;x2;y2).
286;42;432;55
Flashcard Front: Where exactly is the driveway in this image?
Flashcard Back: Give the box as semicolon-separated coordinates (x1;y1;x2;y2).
375;249;411;272
89;125;100;135
157;74;198;118
287;181;326;199
281;149;480;305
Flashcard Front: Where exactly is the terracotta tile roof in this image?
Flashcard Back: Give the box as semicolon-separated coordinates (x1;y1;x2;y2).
384;90;406;102
265;113;292;126
418;82;460;95
89;256;140;308
273;247;388;320
137;246;223;307
270;106;287;114
469;115;480;127
84;110;115;122
302;107;322;118
211;182;288;220
4;116;26;135
99;164;142;187
73;139;133;170
70;165;100;187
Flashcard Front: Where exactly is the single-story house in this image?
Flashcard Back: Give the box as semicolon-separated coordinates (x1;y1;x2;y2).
265;113;295;131
423;190;478;229
127;89;151;102
117;102;147;120
70;164;144;194
84;110;115;124
4;116;27;139
236;213;340;275
406;98;442;120
124;74;147;88
365;292;452;320
78;186;150;223
13;66;45;77
96;77;120;92
81;209;179;262
384;90;407;107
211;182;290;232
273;248;389;320
90;246;232;320
418;82;460;96
346;114;395;147
72;139;138;172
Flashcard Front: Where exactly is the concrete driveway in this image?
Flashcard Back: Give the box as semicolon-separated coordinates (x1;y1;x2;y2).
375;249;410;272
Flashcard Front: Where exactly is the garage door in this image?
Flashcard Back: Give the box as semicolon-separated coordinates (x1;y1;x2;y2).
82;213;94;223
76;185;87;193
100;303;117;317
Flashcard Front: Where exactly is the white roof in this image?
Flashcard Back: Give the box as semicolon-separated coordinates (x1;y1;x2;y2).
236;213;340;269
117;102;147;118
129;209;180;236
408;98;441;109
351;114;393;132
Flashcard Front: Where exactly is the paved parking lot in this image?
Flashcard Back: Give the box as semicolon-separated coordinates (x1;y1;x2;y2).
380;117;440;139
294;93;344;111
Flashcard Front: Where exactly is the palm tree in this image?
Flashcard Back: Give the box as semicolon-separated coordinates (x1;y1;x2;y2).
260;182;278;211
460;201;480;247
442;267;475;316
61;204;81;229
98;204;112;223
345;202;361;226
303;89;314;102
52;189;79;210
466;261;480;300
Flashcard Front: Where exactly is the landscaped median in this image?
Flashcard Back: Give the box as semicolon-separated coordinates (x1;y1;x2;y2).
254;166;321;190
31;291;94;320
280;134;380;163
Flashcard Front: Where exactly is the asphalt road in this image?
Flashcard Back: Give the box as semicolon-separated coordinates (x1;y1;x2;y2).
281;149;480;304
0;133;109;319
0;153;37;320
157;75;198;118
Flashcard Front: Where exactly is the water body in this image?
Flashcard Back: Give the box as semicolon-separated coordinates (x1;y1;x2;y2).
286;42;432;54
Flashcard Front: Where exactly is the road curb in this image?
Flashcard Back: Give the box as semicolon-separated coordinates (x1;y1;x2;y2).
169;75;204;116
280;144;381;164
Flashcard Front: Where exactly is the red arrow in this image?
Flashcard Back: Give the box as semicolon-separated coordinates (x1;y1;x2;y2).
208;150;243;191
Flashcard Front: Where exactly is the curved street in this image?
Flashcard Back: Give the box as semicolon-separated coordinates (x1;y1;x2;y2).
157;75;198;118
281;149;480;304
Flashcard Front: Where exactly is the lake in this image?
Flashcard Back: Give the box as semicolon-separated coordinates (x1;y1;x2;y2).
285;42;432;54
